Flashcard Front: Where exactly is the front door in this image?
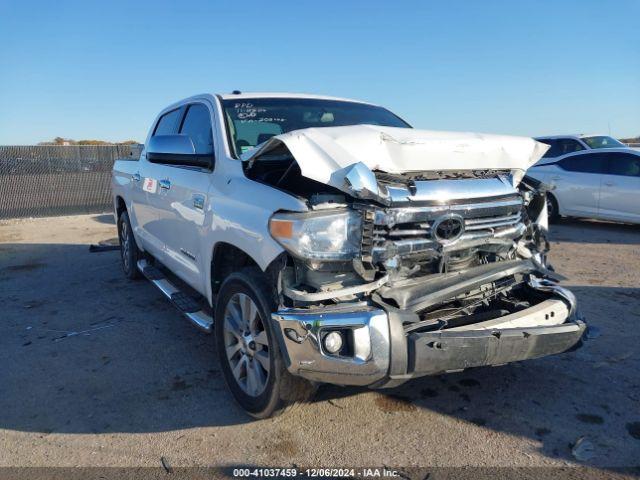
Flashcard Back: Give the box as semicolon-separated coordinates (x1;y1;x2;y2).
150;102;216;293
552;153;605;218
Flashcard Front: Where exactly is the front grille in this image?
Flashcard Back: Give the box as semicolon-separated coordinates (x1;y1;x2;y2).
367;196;524;261
464;212;522;231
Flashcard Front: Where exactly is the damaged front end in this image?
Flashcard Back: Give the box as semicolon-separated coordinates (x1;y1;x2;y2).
244;126;586;387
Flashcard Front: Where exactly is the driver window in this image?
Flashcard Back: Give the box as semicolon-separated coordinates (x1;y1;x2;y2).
179;104;214;155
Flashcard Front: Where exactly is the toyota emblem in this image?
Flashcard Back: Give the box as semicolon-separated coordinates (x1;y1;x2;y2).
433;214;465;243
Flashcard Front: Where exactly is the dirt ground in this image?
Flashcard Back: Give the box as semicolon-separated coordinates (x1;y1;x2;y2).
1;214;639;474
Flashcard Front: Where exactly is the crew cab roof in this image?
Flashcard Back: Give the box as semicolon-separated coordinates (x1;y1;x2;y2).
216;91;373;105
151;92;378;120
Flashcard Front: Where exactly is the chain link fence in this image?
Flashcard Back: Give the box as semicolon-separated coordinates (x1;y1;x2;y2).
0;145;142;220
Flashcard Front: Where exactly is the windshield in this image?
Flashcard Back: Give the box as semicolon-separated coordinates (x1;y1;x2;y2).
582;136;625;149
221;97;411;157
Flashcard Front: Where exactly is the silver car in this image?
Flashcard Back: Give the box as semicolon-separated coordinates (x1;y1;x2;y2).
527;148;640;223
535;134;628;159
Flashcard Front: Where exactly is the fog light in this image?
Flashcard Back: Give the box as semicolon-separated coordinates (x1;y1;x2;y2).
323;331;344;354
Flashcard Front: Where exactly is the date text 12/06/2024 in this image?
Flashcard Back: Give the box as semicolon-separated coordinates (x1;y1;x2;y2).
232;467;401;478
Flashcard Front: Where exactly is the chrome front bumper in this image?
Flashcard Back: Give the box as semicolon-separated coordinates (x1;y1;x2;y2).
272;296;587;388
272;308;391;386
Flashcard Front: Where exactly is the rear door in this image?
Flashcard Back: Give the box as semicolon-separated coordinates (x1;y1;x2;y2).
598;152;640;222
151;102;215;291
550;153;605;217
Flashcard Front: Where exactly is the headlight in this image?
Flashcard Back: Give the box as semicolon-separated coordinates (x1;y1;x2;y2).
269;210;362;261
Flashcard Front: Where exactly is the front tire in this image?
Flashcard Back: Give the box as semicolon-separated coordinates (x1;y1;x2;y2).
117;210;142;280
215;268;315;418
546;193;560;223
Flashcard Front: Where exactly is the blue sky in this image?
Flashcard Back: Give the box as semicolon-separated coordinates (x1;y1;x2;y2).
1;0;638;144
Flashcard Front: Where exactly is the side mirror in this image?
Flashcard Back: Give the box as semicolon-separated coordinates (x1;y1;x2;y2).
146;135;213;169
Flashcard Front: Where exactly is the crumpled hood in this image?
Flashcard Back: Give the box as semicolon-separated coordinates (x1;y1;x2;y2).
242;125;549;198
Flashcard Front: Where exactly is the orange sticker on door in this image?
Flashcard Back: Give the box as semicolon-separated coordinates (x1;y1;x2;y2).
142;178;157;193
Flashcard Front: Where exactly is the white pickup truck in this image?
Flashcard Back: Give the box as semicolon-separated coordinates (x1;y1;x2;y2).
112;92;587;418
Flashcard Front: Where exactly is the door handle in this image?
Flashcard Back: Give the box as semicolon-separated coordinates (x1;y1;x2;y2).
132;172;141;183
551;176;561;181
604;181;614;187
193;194;205;210
159;179;171;190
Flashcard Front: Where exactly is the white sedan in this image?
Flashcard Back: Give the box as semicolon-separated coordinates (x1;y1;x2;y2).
527;148;640;224
535;134;628;159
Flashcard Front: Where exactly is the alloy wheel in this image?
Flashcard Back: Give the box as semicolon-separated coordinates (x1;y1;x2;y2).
223;293;270;397
119;219;131;272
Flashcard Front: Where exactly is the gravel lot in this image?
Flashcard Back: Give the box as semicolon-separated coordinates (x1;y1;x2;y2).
1;214;639;474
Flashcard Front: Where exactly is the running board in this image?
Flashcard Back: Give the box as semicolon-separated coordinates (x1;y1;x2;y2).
137;259;213;333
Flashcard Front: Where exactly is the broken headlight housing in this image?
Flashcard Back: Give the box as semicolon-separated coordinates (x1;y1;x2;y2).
269;210;362;261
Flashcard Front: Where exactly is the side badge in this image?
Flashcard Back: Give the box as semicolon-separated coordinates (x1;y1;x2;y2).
142;178;157;194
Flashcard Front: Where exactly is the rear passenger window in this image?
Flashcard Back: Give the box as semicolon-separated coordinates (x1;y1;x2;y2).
558;154;605;174
179;104;214;154
604;153;640;177
153;109;182;136
539;140;558;158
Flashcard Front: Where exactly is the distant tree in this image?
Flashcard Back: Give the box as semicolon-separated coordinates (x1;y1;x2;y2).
37;137;75;145
620;136;640;144
76;140;110;145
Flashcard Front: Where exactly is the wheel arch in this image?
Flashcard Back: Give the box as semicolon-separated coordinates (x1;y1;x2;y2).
547;190;561;217
208;242;290;309
114;195;127;222
210;243;261;297
115;196;146;254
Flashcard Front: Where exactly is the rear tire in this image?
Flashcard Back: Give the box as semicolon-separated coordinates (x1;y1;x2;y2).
118;210;142;280
215;268;315;418
546;193;560;223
